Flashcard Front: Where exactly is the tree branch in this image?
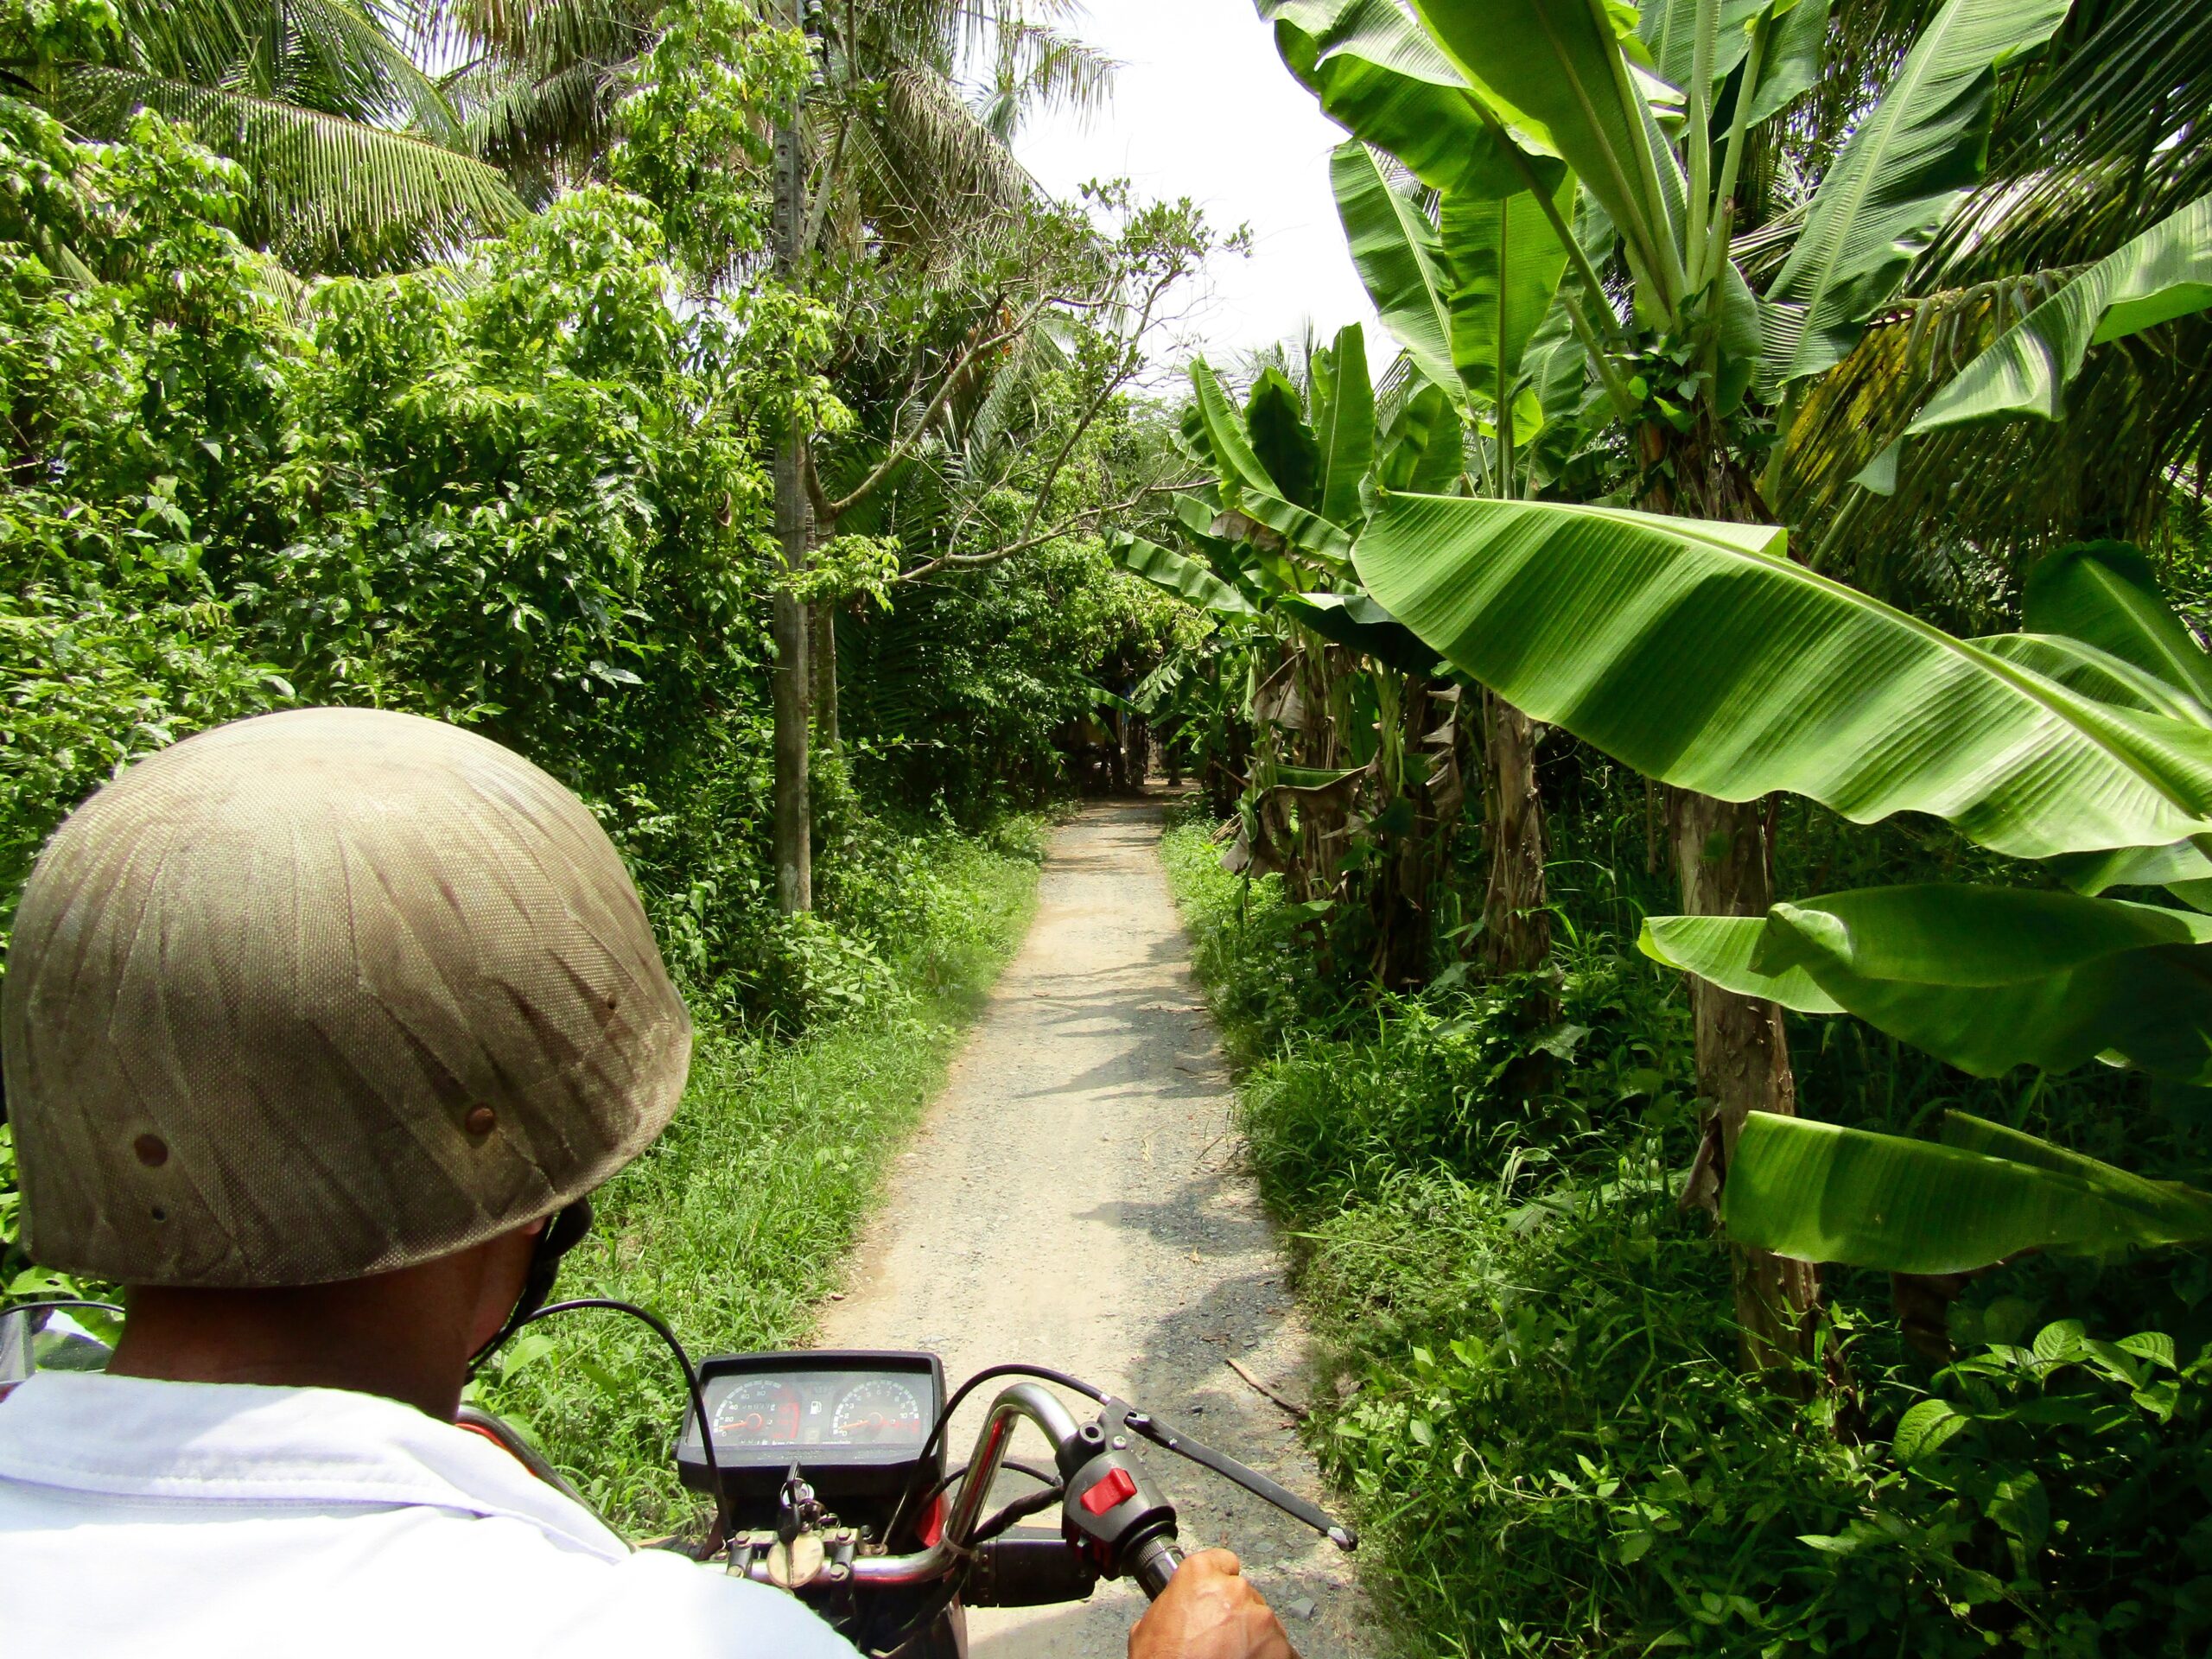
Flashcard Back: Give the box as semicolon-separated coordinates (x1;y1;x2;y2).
896;481;1201;583
823;288;1061;518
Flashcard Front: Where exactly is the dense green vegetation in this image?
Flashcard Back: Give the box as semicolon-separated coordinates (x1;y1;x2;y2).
1167;797;2212;1655
0;2;1195;1299
1096;1;2212;1652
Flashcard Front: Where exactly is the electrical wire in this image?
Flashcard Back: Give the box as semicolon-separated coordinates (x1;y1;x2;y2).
882;1362;1104;1546
497;1296;731;1555
967;1483;1065;1546
919;1456;1058;1507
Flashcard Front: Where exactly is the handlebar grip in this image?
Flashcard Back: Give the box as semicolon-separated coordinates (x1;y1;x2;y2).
1131;1534;1183;1599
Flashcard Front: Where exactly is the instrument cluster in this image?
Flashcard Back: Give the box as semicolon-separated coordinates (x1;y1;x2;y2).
679;1353;943;1475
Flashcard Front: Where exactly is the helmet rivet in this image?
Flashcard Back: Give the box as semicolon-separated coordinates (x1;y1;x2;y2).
464;1105;498;1137
133;1134;168;1167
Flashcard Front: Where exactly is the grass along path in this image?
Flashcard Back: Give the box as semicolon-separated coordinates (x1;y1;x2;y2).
478;823;1045;1535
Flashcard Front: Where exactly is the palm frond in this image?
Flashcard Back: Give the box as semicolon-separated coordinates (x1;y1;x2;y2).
110;0;463;131
446;54;616;188
1776;276;2212;627
978;19;1113;139
60;63;523;269
1924;0;2212;281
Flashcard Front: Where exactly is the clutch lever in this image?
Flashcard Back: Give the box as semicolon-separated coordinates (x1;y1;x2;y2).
1099;1396;1357;1553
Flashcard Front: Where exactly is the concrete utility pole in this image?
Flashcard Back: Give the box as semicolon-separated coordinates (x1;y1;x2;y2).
770;0;811;914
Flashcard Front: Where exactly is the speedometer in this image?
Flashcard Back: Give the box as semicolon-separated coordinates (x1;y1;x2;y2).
709;1378;803;1446
830;1378;925;1446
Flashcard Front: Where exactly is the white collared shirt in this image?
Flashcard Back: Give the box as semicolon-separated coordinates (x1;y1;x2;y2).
0;1371;857;1658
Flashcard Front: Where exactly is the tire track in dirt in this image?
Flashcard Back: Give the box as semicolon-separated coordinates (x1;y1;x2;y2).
816;799;1374;1658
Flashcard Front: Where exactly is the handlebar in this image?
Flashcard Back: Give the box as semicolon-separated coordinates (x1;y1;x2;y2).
725;1380;1146;1594
718;1370;1350;1614
1129;1534;1184;1598
943;1382;1084;1550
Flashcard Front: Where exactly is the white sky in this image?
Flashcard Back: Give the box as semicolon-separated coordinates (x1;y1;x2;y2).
1012;0;1384;372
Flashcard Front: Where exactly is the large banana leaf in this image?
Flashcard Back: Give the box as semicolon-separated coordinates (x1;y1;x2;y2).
1733;0;1831;130
1351;493;2212;857
1190;360;1276;502
1411;0;1684;315
1518;291;1593;483
1764;0;2070;387
1237;490;1357;570
1247;367;1324;509
1276;590;1441;677
1911;195;2212;432
1639;0;1766;106
1372;383;1465;494
1723;1111;2212;1274
1185;373;1350;569
1109;532;1260;616
2055;838;2212;903
1635;912;1845;1013
1440;176;1573;416
1310;322;1376;527
1331;139;1459;396
1643;885;2212;1079
1173;499;1274;605
1640;0;1828;131
2023;540;2212;711
1972;633;2212;727
1262;0;1565;199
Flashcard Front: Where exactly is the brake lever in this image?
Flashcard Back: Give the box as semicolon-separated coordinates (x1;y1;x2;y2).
1098;1396;1356;1552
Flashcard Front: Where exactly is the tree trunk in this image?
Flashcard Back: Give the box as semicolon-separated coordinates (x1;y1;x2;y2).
768;37;810;915
1642;415;1820;1385
1669;790;1820;1384
771;555;810;914
811;601;839;750
1481;692;1550;976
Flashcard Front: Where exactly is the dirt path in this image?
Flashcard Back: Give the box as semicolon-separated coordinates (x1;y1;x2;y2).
817;800;1372;1658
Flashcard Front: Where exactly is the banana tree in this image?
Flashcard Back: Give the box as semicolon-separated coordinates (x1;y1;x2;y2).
1358;500;2212;1298
1258;0;2212;1373
1262;3;1596;976
1620;542;2212;1282
1112;331;1471;985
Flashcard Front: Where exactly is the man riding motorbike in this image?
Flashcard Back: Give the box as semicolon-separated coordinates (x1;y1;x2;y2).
0;708;1295;1659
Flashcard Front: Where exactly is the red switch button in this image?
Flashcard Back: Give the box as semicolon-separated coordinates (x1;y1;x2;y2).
1080;1466;1138;1516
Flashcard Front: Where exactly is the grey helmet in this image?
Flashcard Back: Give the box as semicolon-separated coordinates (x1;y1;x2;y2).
2;708;691;1287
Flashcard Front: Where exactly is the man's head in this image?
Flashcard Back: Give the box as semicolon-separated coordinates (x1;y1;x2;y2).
3;709;690;1339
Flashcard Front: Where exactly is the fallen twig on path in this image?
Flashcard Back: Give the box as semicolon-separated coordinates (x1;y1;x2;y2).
1224;1356;1309;1419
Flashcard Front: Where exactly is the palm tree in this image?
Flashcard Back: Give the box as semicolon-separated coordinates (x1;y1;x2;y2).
3;0;522;270
429;0;1110;266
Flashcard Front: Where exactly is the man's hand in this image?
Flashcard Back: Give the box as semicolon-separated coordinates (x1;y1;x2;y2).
1128;1549;1298;1659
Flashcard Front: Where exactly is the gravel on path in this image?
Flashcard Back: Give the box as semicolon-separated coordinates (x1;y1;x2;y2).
816;799;1374;1659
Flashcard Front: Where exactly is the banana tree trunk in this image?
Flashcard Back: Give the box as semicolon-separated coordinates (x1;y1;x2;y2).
1669;787;1820;1385
1643;416;1821;1386
1481;693;1549;976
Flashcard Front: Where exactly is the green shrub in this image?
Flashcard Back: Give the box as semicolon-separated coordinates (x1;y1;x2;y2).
1164;815;2212;1657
